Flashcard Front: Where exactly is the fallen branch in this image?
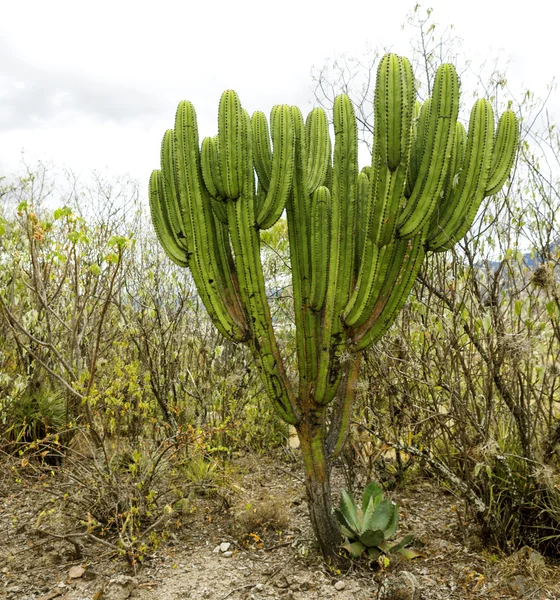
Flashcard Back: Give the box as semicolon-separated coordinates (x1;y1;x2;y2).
357;423;487;514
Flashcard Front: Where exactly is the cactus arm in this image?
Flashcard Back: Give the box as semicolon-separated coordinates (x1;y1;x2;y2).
225;109;298;423
431;112;518;253
285;106;320;397
212;214;248;332
309;186;330;311
372;164;408;246
405;100;423;198
443;122;467;198
485;110;519;195
343;240;382;327
427;99;495;250
218;90;243;200
160;130;189;250
252;110;272;191
148;170;189;268
201;136;221;199
398;63;460;238
371;55;415;247
200;137;229;224
316;94;358;405
427;121;465;234
354;170;370;275
305;107;330;193
353;234;425;351
353;239;404;329
173;101;245;341
325;353;362;461
209;196;228;225
256;105;295;230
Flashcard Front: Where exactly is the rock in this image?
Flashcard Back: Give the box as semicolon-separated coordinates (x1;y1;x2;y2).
223;551;233;558
334;580;346;591
274;574;290;589
514;546;545;568
213;544;221;553
378;571;421;600
68;565;85;579
255;583;265;591
219;542;231;552
508;575;530;597
105;575;137;600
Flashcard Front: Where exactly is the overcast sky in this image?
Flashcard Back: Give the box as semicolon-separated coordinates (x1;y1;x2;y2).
1;0;557;190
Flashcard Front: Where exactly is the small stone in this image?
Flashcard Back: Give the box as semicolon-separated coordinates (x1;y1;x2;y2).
255;583;265;591
274;575;290;589
213;545;221;553
334;580;346;591
223;551;233;558
219;542;231;552
68;565;85;579
378;571;420;600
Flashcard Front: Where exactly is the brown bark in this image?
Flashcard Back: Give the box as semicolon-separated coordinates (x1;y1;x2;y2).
296;408;344;564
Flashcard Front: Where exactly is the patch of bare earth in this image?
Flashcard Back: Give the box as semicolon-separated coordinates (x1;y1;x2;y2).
1;453;559;600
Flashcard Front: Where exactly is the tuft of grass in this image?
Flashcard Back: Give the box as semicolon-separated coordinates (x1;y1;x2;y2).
232;496;290;537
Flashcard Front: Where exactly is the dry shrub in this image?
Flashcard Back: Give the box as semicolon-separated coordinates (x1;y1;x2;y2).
494;546;556;587
231;495;290;537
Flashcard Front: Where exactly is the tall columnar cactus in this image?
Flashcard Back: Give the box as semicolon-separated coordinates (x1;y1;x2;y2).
149;53;518;560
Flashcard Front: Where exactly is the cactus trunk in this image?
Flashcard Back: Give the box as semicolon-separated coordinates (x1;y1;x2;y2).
297;408;343;563
148;54;519;560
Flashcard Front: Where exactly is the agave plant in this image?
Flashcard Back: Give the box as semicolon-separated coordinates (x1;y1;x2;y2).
334;481;419;559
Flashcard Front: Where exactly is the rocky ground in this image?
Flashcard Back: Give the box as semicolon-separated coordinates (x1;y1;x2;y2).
1;452;559;600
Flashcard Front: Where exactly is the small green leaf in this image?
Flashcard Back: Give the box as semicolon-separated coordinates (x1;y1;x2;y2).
109;235;128;248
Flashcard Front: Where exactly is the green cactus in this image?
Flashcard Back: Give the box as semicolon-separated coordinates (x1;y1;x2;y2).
148;53;518;561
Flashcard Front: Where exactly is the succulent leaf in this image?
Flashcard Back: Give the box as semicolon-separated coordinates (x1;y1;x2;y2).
342;540;366;558
359;529;385;547
339;488;360;533
362;481;384;514
367;499;395;532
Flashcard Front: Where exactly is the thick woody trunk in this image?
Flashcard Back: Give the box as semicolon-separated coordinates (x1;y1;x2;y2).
296;410;343;564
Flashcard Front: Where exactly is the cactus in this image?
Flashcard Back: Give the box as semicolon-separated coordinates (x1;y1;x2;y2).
148;53;518;561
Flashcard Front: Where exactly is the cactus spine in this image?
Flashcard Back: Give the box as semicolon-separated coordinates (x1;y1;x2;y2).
149;54;518;560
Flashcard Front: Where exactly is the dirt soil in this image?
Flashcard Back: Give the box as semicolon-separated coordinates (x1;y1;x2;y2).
1;452;559;600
